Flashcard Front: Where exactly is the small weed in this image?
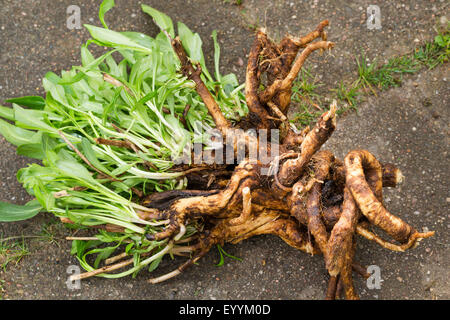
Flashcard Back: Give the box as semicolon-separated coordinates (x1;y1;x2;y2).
356;51;421;93
414;30;449;69
239;9;260;31
215;244;242;267
291;69;323;109
379;56;420;88
290;102;322;127
289;68;326;127
224;0;242;5
39;220;61;246
0;238;30;271
292;69;322;95
332;81;360;111
355;52;378;95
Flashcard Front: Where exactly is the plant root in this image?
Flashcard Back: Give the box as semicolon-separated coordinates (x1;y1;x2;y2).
78;21;434;300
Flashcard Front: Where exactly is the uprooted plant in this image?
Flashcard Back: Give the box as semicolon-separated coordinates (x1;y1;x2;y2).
0;2;434;299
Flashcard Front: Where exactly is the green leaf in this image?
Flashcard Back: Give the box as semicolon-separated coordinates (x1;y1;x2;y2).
5;96;45;110
84;24;152;54
215;244;241;267
58;71;86;85
211;30;221;82
80;138;111;175
44;72;61;84
71;239;101;257
42;78;68;106
55;158;97;185
120;32;154;49
215;244;225;267
190;33;205;64
141;5;174;38
125;242;134;253
81;45;95;67
102;87;122;125
99;0;115;29
17;143;44;160
177;22;203;62
0;118;42;146
0;105;15;121
219;244;242;261
0;200;43;222
148;255;163;272
13;105;58;133
132;90;157;112
110;162;135;176
93;246;116;268
177;22;211;80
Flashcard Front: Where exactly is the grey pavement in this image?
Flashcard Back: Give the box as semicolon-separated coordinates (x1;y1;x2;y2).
0;0;448;299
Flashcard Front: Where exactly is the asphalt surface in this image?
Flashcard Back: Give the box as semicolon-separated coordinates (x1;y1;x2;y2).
0;0;448;299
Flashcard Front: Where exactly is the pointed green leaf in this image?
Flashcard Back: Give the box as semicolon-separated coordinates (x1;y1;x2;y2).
121;32;154;49
17;143;44;160
0;200;43;222
177;22;211;80
211;30;221;82
0;118;42;146
80;137;111;175
110;163;135;176
13;104;57;133
84;24;152;54
148;255;163;272
141;5;174;38
55;158;97;184
99;0;115;29
0;105;14;121
58;71;87;85
5;96;45;110
81;45;95;67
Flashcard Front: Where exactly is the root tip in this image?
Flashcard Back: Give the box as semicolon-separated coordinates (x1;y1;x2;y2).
323;100;337;122
396;169;405;185
148;269;182;284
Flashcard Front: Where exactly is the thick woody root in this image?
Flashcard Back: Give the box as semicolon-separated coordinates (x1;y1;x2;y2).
57;22;435;300
276;101;337;188
141;22;436;301
245;31;273;129
344;150;434;245
326;149;430;298
145;160;262;241
258;20;330;116
149;195;318;284
304;151;335;258
278;20;329;76
339;238;359;300
259;40;334;108
258;20;329;86
243;21;333;133
325;275;339;300
170;36;230;134
326;188;358;277
326;152;382;278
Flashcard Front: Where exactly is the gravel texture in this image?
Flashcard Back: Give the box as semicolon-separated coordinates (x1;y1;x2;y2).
0;0;448;300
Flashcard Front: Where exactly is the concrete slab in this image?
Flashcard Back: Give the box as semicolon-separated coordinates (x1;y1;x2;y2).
0;0;448;299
